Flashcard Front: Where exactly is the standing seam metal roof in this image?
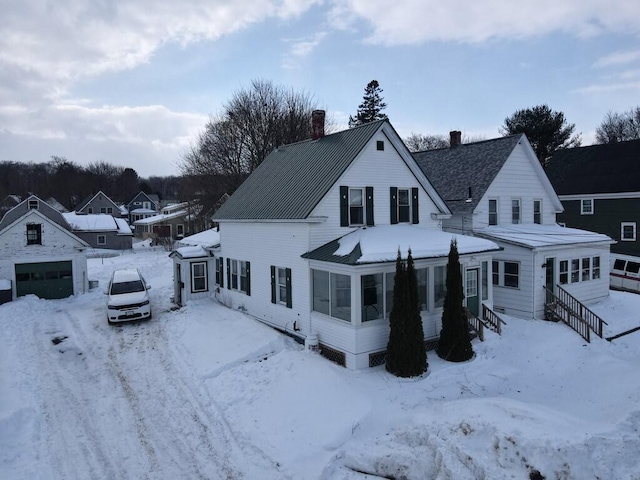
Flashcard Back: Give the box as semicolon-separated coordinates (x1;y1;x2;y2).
212;120;387;220
412;134;523;214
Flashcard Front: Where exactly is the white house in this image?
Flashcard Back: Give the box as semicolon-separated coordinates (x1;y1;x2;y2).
211;114;500;369
414;131;614;320
0;195;90;300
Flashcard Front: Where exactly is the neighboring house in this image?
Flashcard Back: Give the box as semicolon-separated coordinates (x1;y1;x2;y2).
76;191;122;217
0;194;22;218
0;195;90;300
211;115;500;369
414;131;614;320
63;212;133;250
133;202;191;240
169;228;221;306
127;192;160;224
546;139;640;258
45;197;69;213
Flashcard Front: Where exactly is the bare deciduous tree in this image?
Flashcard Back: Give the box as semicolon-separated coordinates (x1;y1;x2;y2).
595;107;640;143
404;133;449;152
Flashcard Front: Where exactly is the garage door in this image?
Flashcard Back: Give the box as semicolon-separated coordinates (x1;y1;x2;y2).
15;261;74;299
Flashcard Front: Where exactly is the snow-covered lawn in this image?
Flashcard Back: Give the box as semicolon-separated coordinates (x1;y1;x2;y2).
1;245;639;479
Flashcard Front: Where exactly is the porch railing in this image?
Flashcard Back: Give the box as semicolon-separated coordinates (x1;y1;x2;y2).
465;308;485;342
544;286;607;342
482;304;504;335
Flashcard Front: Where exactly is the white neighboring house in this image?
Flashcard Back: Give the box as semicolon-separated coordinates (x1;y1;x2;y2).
414;131;614;320
0;195;90;301
211;114;500;369
169;228;220;306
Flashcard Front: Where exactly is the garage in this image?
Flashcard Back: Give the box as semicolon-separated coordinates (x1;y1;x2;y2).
15;261;74;299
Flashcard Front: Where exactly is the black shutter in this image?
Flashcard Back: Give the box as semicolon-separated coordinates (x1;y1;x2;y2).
340;186;349;226
219;257;224;288
286;268;292;309
245;261;251;296
226;258;231;289
390;187;398;224
270;266;276;304
365;186;374;226
412;187;419;224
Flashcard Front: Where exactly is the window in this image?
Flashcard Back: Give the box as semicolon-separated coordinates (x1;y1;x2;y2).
571;259;580;283
582;257;590;282
215;257;223;287
511;199;521;224
100;207;107;214
97;235;106;245
533;200;542;224
621;222;636;241
488;199;498;226
592;256;600;280
397;189;411;223
493;261;520;288
482;261;489;300
88;207;93;214
271;266;291;308
434;265;447;308
28;199;38;209
312;270;351;322
26;224;42;245
503;262;519;288
177;224;184;237
560;260;568;284
417;267;428;311
376;140;384;151
385;272;395;317
580;199;593;215
107;207;113;214
362;274;383;322
228;259;250;294
349;188;364;225
191;262;207;292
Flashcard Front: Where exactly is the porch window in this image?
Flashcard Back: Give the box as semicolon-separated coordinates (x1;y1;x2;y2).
592;256;600;279
560;260;568;284
361;274;383;322
312;270;351;322
582;257;591;282
434;265;447;308
571;259;580;283
191;262;207;292
488;199;498;226
417;267;428;311
482;261;489;300
26;224;42;245
492;261;499;286
385;272;395;318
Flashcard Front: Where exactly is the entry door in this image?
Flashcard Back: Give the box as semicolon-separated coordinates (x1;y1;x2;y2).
465;268;479;317
545;257;556;293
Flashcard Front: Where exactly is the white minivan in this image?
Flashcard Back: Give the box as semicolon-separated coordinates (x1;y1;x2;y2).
106;268;152;324
610;254;640;293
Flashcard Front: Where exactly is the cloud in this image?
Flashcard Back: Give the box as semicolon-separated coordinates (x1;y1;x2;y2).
330;0;640;45
282;32;328;69
574;81;640;95
593;49;640;68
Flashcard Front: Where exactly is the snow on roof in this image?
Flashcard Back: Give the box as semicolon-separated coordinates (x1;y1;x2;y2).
134;210;187;225
172;246;211;259
63;212;119;231
177;228;220;248
334;225;500;263
130;208;157;214
475;224;614;248
114;218;132;235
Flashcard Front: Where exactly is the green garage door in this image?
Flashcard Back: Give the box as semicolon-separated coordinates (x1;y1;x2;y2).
15;261;74;299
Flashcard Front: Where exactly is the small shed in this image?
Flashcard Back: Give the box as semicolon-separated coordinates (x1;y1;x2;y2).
169;229;220;306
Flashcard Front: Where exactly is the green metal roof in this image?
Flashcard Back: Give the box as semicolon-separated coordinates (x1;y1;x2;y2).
212;120;386;220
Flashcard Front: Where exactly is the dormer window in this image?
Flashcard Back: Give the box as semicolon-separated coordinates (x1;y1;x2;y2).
26;224;42;245
28;199;38;209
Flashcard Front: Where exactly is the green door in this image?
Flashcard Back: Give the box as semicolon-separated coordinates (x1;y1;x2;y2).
15;261;74;299
466;268;480;317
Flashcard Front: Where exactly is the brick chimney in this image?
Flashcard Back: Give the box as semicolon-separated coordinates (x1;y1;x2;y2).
450;130;462;148
312;110;325;140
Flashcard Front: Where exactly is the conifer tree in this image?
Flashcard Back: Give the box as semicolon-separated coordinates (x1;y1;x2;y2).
436;239;474;362
349;80;388;128
386;249;427;377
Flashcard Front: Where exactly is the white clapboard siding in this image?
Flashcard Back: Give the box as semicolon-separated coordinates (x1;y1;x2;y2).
310;130;442;249
491;243;536;319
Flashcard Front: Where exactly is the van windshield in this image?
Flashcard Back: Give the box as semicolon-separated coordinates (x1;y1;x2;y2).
111;280;145;295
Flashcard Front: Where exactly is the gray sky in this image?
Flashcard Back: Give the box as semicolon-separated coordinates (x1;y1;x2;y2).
1;0;639;177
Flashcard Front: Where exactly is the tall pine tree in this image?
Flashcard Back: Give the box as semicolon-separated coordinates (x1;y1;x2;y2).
386;249;427;377
436;239;474;362
349;80;388;128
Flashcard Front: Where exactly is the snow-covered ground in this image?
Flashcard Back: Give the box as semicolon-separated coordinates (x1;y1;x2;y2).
2;244;639;479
